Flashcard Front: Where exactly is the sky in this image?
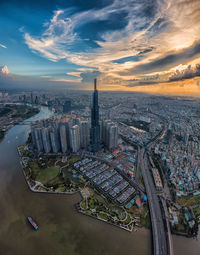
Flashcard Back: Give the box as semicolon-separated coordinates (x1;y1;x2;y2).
0;0;200;95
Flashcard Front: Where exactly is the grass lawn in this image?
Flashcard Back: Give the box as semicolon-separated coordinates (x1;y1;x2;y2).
24;167;30;177
109;206;126;220
175;223;186;232
178;195;200;207
88;195;100;209
36;166;60;185
81;200;87;209
47;176;65;187
55;185;66;192
98;212;108;221
19;145;25;155
29;161;40;179
139;168;144;186
193;207;200;217
140;206;150;228
39;186;48;192
68;156;81;165
124;214;131;225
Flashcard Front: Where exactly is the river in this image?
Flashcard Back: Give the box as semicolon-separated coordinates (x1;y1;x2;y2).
0;106;199;255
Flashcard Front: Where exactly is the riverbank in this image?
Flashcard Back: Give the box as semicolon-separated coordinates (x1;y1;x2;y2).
18;144;146;233
18;146;79;196
0;103;40;143
18;141;199;239
1;103;199;255
76;203;138;233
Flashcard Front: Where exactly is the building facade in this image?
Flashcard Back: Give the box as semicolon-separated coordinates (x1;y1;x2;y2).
34;128;43;152
70;125;80;153
59;124;68;153
50;128;60;153
80;120;90;149
90;78;101;152
41;127;51;153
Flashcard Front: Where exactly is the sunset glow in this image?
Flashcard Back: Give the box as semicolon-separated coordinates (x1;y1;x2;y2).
0;0;200;95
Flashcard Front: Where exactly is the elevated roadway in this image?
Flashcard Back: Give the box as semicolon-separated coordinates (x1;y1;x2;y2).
140;149;167;255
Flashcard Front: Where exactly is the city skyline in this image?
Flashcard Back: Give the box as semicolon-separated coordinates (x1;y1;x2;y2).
0;79;200;254
0;0;200;96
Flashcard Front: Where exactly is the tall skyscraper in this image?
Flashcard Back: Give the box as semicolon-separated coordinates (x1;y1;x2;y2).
31;92;34;104
41;127;51;153
102;119;111;145
102;120;118;151
108;123;118;151
80;120;89;149
90;78;100;152
50;128;60;153
31;126;36;147
70;125;80;153
34;128;43;152
59;124;68;153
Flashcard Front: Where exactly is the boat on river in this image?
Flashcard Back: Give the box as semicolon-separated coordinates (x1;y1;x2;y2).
27;216;39;230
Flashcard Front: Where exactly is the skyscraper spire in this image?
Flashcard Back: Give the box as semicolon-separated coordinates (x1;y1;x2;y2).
94;78;97;91
90;78;100;152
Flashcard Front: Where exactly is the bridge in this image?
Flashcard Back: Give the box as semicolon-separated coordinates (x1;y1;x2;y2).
160;196;174;255
140;149;168;255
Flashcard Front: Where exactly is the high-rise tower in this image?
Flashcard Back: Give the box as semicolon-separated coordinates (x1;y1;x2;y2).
70;125;80;153
90;78;100;152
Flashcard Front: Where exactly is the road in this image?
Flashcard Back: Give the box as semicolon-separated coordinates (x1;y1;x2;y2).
140;148;167;255
160;197;174;255
81;120;174;255
139;119;174;255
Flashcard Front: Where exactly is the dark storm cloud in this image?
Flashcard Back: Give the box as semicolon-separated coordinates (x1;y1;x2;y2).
127;41;200;75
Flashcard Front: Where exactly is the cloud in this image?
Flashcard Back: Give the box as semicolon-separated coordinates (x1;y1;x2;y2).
0;69;81;89
66;72;82;77
24;0;166;65
52;77;81;83
169;64;200;81
0;65;9;74
137;47;155;55
125;63;200;87
23;0;200;89
77;67;97;72
24;9;78;62
0;43;7;49
80;70;101;83
112;55;143;64
123;41;200;75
